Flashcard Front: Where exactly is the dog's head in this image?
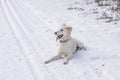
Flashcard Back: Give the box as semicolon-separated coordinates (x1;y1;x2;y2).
54;24;72;41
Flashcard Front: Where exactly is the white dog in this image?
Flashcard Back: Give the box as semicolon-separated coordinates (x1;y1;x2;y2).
45;24;86;64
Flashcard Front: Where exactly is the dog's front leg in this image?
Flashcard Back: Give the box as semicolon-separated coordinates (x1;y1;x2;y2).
63;54;73;65
45;55;61;64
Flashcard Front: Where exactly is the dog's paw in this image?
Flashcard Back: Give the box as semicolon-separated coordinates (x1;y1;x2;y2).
63;61;68;65
82;46;87;50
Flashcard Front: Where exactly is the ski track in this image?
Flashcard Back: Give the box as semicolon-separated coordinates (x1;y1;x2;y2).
1;0;118;80
1;0;55;80
0;0;40;80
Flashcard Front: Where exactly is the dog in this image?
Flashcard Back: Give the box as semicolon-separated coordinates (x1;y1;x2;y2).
45;24;86;64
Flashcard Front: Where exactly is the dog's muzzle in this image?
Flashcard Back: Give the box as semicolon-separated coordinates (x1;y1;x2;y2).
56;34;63;41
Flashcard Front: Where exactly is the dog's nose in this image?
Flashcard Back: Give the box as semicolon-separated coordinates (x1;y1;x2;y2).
54;32;57;35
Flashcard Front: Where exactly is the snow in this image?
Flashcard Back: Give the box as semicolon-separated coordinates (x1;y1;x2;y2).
0;0;120;80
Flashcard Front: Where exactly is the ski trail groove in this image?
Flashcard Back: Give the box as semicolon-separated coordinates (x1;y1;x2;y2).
6;1;55;80
0;0;42;80
0;0;37;80
1;0;55;80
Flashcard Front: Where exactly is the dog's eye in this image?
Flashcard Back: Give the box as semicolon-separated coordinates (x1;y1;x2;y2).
60;29;63;31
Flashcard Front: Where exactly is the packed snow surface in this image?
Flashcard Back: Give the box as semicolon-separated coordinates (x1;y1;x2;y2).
0;0;120;80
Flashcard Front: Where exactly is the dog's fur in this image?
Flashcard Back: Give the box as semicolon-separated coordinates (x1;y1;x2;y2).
45;24;86;64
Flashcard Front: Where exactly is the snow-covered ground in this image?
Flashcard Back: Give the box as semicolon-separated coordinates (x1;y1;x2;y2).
0;0;120;80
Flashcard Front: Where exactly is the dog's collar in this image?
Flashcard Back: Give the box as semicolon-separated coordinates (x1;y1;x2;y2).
60;39;69;43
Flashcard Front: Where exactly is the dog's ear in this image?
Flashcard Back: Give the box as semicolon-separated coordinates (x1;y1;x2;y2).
66;26;72;32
